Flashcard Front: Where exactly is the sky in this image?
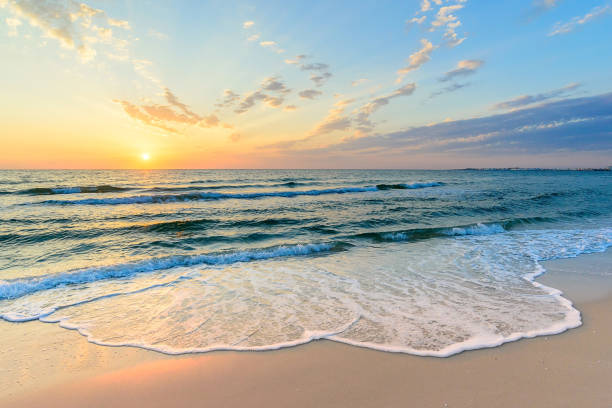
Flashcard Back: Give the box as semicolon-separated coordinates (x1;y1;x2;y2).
0;0;611;169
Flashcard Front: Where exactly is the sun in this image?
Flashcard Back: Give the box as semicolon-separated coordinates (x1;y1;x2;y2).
141;153;150;161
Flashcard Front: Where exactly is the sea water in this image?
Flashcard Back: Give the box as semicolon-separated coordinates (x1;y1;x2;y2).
0;170;610;356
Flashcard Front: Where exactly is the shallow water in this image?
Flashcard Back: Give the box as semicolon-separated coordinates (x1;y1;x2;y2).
1;170;611;355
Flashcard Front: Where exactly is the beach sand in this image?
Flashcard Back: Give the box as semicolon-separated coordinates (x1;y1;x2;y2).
2;250;612;408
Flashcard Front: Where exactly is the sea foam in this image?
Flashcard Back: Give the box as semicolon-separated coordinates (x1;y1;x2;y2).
0;243;335;301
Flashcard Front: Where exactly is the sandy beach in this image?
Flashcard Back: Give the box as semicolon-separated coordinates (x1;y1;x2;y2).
0;249;610;408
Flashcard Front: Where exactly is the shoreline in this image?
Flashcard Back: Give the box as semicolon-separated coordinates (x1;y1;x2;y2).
2;249;612;407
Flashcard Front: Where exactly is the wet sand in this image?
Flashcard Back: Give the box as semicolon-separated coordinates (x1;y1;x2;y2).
2;250;612;408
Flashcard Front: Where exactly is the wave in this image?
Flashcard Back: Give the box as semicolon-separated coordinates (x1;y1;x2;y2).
36;182;443;205
354;222;507;242
352;217;556;243
376;182;444;190
16;185;132;195
0;243;339;301
144;181;318;193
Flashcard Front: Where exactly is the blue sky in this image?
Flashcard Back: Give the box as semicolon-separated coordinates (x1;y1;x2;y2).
0;0;611;168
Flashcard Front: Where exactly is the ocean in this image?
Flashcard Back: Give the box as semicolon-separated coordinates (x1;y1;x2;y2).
0;169;611;356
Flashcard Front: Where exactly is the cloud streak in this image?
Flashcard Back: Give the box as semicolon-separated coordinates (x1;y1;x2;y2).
397;39;435;82
439;59;484;82
548;5;610;36
297;92;612;157
493;83;581;110
355;83;417;132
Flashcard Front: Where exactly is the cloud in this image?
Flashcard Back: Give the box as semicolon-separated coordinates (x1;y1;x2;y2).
439;59;484;82
299;89;323;99
247;33;259;42
493;83;581;110
284;105;297;112
301;61;332;87
164;88;202;119
1;0;130;63
215;89;241;108
309;99;355;137
397;39;435;81
309;72;332;87
541;0;560;8
148;29;168;40
548;5;610;36
301;62;329;71
424;2;467;47
114;100;178;133
431;5;464;28
430;82;471;99
5;16;21;36
243;21;254;29
234;76;292;114
115;87;228;133
308;92;612;156
355;83;417;131
284;55;307;65
532;0;561;13
259;40;284;53
351;78;368;87
108;18;130;29
260;76;291;93
525;0;562;21
420;0;442;12
285;54;333;87
229;132;241;142
407;15;427;28
312;116;352;136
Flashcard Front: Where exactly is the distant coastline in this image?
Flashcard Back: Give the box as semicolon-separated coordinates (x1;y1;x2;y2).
458;167;611;171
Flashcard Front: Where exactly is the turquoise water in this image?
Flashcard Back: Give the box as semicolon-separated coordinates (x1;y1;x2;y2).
0;170;611;355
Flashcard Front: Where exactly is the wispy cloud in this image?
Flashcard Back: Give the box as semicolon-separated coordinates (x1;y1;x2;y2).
243;20;254;29
532;0;561;13
299;89;323;99
114;87;227;133
548;5;610;36
309;99;354;137
5;16;21;36
284;54;333;87
420;0;443;13
407;15;427;29
439;59;484;82
429;82;471;99
259;40;284;53
284;54;307;65
493;83;581;110
355;83;417;131
397;39;435;82
1;0;130;63
429;2;468;47
301;61;332;87
107;18;130;30
301;93;612;157
215;89;241;109
148;28;168;40
234;76;292;114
